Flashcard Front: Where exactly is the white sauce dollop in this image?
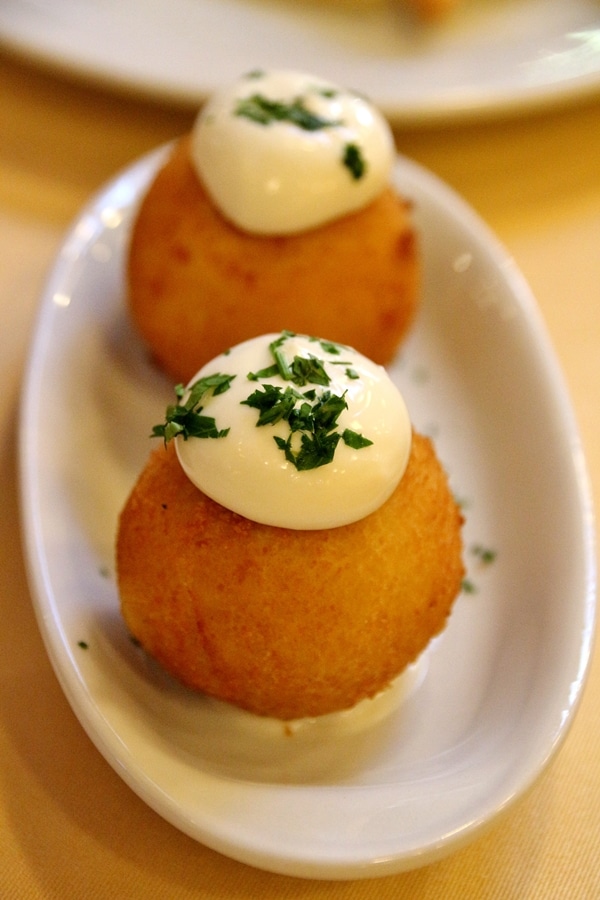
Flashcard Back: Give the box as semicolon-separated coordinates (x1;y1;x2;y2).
175;333;411;530
191;69;394;235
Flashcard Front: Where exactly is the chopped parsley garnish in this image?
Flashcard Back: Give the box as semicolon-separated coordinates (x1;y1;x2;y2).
234;93;367;181
343;143;366;180
470;544;497;565
241;384;303;426
275;430;341;471
266;332;330;386
269;332;294;380
235;94;340;131
461;545;497;596
309;337;344;355
151;333;373;472
152;373;235;443
342;429;373;450
247;364;280;381
242;332;373;471
290;355;330;386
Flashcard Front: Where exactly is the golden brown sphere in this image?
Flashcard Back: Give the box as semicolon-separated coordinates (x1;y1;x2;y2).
127;137;419;383
116;433;464;720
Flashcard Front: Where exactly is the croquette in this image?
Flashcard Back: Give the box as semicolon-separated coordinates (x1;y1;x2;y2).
127;137;419;383
116;432;464;720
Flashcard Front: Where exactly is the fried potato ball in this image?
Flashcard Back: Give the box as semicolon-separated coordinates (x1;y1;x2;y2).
116;433;464;720
127;137;419;383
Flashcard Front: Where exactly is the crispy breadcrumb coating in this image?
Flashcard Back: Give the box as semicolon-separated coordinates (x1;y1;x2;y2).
127;137;419;383
116;433;464;720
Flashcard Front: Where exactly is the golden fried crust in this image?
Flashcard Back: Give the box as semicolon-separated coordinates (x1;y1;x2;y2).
127;137;419;383
116;433;464;719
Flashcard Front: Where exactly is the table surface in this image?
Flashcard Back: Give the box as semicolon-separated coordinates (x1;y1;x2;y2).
1;49;599;900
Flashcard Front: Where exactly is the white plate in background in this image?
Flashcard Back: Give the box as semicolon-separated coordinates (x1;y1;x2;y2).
19;147;596;878
1;0;600;123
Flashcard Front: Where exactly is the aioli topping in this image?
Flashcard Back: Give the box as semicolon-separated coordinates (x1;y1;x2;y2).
191;69;394;235
154;332;412;530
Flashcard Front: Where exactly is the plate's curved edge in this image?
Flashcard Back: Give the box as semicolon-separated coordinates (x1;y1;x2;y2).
4;39;600;127
16;143;177;797
2;3;600;125
398;151;598;707
17;146;598;880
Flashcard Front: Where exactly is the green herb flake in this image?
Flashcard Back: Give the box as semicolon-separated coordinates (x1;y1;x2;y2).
188;372;236;400
303;391;347;432
345;367;359;380
471;544;497;565
343;143;366;180
274;430;342;471
241;384;302;426
235;94;340;132
247;364;280;381
240;333;374;471
244;382;356;471
342;429;373;450
461;579;477;595
152;373;235;444
290;355;330;387
256;333;331;388
268;333;294;380
78;641;89;650
309;337;343;355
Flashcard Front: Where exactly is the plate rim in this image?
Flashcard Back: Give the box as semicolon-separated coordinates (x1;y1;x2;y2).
2;0;600;124
18;146;597;879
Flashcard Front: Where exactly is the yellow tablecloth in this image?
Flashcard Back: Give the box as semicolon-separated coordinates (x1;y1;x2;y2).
1;51;599;899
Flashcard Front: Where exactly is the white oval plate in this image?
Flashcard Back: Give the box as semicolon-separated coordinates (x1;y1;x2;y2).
19;147;596;879
2;0;600;124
